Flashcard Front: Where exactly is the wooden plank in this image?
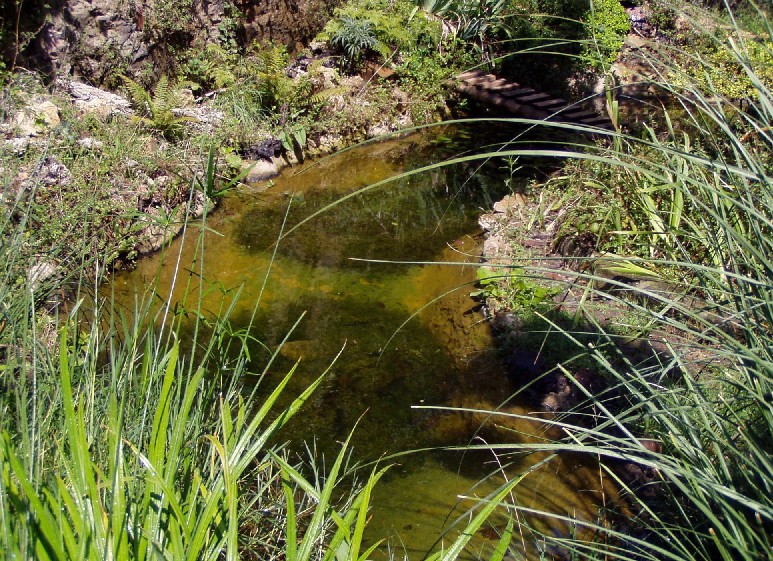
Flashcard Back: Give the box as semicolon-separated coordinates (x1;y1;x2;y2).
456;70;485;81
563;109;600;120
500;87;536;98
533;98;567;109
514;92;553;103
484;78;511;89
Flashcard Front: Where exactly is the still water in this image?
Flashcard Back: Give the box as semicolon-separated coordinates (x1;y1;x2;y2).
111;127;622;559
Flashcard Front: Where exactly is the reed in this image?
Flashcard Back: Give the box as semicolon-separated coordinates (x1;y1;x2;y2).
425;3;773;559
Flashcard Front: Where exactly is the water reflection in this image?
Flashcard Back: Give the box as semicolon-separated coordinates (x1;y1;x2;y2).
110;128;621;560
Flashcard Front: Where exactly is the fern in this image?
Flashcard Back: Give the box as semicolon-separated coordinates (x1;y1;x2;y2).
121;75;195;139
255;44;289;78
252;44;292;110
309;86;349;106
121;75;152;115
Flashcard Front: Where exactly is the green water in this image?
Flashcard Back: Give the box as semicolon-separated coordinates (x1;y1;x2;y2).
111;128;623;560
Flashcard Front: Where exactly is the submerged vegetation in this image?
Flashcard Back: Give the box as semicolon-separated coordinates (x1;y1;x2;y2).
2;0;773;560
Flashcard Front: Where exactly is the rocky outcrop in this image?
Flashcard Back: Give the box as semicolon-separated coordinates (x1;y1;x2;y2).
34;0;151;83
234;0;341;53
24;0;341;84
58;79;133;117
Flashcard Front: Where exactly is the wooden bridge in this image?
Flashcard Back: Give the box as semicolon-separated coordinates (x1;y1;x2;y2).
455;70;613;130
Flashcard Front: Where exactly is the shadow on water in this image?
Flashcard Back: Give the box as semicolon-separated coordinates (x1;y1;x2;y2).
109;124;625;560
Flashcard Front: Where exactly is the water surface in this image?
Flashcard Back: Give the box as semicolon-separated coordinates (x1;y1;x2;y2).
111;128;623;559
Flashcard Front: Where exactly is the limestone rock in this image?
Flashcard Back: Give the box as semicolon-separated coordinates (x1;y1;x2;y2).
26;0;340;88
13;100;61;137
243;159;280;183
21;157;72;189
234;0;340;49
318;66;338;90
36;0;150;82
5;137;30;156
77;137;105;150
134;207;184;255
61;80;133;118
28;260;59;294
172;106;224;134
492;193;526;214
392;88;410;112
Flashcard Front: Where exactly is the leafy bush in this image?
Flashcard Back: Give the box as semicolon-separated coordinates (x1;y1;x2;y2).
581;0;631;70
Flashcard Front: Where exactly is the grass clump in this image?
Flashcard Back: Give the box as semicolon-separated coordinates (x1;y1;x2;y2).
0;150;398;559
440;3;773;560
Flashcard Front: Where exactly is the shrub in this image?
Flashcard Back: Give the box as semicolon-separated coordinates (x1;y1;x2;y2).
581;0;631;70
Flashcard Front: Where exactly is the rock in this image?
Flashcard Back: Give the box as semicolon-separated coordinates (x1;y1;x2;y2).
626;5;656;37
318;66;338;89
315;133;345;153
364;61;396;81
492;193;526;214
612;438;663;499
188;190;212;219
28;260;59;293
5;137;30;156
34;0;149;81
61;80;133;118
366;123;392;138
134;207;184;255
20;157;72;189
178;88;196;107
13;99;61;137
172;106;224;134
243;159;280;183
235;0;340;51
77;137;104;150
241;138;282;161
341;75;365;91
308;40;326;54
392;88;410;112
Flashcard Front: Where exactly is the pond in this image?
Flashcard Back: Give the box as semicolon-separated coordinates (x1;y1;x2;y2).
110;125;623;560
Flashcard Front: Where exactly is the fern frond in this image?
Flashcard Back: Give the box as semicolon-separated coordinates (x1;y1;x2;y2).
309;86;349;105
153;75;174;114
121;75;152;116
256;45;289;77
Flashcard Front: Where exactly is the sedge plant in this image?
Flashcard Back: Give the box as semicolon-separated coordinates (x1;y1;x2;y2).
0;148;392;561
421;3;773;560
283;2;773;559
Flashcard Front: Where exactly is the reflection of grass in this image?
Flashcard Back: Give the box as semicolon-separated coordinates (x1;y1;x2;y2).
232;165;502;267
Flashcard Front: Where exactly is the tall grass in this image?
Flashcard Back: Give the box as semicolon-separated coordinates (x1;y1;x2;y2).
419;3;773;560
0;156;401;560
311;3;771;559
